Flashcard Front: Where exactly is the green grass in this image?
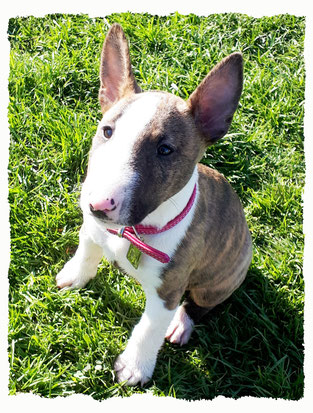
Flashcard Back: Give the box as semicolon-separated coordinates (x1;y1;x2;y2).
8;12;305;400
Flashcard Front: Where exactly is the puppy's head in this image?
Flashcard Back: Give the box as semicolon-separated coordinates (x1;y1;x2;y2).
81;24;243;226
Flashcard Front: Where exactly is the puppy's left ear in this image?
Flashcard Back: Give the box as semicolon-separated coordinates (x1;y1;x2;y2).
188;53;243;145
99;23;141;113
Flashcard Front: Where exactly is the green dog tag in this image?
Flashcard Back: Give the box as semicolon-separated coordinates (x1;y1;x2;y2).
126;243;142;269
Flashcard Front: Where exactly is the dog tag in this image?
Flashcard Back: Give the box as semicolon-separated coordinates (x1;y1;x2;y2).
127;243;142;269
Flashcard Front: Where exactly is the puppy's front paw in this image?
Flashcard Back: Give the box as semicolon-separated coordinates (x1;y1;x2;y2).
114;352;155;386
56;258;93;289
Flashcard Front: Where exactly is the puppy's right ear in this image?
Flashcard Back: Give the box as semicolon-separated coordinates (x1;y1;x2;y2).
99;24;141;113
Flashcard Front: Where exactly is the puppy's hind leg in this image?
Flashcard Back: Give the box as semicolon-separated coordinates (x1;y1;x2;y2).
56;224;103;289
165;292;212;346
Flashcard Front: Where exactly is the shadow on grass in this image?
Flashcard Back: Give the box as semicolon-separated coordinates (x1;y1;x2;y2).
153;265;304;400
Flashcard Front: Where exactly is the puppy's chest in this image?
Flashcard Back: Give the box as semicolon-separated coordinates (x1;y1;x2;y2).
84;212;194;289
85;217;167;287
103;227;177;288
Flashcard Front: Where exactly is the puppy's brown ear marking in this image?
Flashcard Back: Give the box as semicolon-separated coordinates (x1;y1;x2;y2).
188;52;243;145
99;23;141;113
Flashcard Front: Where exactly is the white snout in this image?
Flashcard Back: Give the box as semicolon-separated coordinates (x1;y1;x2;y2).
81;93;164;223
81;178;130;222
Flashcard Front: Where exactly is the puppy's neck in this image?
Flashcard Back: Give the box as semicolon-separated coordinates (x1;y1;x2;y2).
141;167;198;229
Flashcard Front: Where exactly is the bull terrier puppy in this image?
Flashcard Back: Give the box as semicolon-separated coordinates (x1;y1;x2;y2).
56;23;252;386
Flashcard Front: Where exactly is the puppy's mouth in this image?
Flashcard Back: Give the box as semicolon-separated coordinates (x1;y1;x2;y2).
88;204;142;227
89;203;116;222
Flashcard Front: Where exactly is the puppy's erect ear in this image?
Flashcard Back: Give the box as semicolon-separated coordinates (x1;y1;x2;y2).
99;24;141;113
188;53;243;145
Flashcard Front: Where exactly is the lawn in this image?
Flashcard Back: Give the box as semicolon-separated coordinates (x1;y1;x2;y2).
7;12;305;400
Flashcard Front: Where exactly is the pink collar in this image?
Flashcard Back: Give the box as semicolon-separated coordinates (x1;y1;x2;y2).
107;184;197;264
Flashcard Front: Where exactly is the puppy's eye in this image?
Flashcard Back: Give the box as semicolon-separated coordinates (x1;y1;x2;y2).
157;144;173;156
102;126;113;139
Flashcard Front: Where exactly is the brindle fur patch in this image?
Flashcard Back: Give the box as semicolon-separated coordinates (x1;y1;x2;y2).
157;163;252;311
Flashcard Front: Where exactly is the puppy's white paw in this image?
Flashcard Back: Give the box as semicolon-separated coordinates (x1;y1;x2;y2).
56;258;95;289
114;351;155;386
165;305;194;346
